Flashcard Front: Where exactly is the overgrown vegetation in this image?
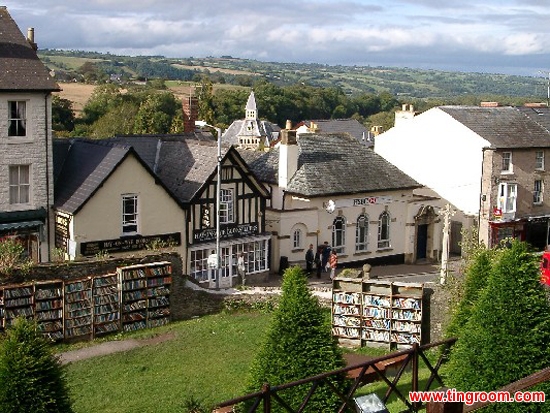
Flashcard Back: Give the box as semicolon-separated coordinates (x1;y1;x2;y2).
243;266;349;412
0;237;33;276
0;318;73;413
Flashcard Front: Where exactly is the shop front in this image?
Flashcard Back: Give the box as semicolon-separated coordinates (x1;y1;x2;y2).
0;208;47;263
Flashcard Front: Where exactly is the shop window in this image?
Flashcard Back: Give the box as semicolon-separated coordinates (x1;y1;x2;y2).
332;216;346;254
378;211;391;249
9;165;30;204
122;194;138;234
356;214;368;251
534;180;543;204
220;189;234;224
8;101;26;137
497;183;517;213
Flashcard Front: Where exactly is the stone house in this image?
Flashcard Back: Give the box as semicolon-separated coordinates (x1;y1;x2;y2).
0;7;60;262
240;130;447;272
375;104;550;249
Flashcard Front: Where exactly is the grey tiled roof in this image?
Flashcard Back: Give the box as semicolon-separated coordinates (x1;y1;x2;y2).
243;133;421;197
54;140;133;214
0;7;60;91
302;119;371;146
517;106;550;137
223;120;281;146
439;106;550;148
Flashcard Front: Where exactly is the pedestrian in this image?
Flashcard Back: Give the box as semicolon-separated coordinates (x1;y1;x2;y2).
237;253;246;286
329;249;338;280
305;244;314;276
321;241;331;272
315;247;323;279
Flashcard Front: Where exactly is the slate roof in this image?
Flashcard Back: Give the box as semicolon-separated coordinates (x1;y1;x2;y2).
242;133;421;197
54;140;134;214
438;106;550;148
517;106;550;136
0;7;60;91
223;119;281;146
299;119;372;147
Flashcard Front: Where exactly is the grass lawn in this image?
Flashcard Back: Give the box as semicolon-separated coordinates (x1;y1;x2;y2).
62;310;441;413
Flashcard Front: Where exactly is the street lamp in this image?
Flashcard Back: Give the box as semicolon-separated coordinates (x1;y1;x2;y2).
195;120;222;289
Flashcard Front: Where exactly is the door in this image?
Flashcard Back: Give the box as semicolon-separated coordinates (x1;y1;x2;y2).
416;224;428;260
218;246;232;288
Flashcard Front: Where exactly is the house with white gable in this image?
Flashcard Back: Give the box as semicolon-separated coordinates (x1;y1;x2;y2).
0;7;60;262
241;130;448;272
375;104;550;249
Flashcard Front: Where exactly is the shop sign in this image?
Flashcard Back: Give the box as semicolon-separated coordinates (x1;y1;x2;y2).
194;222;259;243
80;232;181;256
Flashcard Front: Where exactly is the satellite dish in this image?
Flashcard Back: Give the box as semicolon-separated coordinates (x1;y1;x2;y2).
326;199;335;214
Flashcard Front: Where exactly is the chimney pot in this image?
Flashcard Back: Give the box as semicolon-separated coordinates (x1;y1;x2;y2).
285;119;292;130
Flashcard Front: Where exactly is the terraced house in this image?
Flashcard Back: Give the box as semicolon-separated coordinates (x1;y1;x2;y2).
0;7;60;262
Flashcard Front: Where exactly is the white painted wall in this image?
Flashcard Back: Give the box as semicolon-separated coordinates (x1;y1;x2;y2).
375;108;491;216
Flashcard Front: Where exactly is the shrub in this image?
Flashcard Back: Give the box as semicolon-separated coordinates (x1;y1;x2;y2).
244;266;349;412
446;240;550;412
0;237;32;276
0;317;73;413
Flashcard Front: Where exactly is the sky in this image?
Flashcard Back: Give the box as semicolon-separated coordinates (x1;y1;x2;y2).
3;0;550;77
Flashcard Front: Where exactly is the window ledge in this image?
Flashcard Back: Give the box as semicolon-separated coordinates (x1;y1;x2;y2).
7;137;33;144
376;247;393;253
353;251;372;256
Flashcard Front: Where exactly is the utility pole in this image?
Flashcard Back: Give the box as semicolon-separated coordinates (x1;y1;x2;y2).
439;204;455;285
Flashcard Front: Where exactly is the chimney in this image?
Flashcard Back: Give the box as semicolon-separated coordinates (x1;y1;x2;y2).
182;96;198;133
278;130;298;189
27;28;37;51
285;119;292;130
480;101;500;107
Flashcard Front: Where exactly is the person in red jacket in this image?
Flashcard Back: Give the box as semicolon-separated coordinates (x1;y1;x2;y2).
329;250;338;280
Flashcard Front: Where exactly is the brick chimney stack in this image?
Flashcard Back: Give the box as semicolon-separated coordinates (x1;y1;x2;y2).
182;96;198;133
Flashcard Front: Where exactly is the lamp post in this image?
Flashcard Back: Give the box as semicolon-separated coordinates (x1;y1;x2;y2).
195;120;222;289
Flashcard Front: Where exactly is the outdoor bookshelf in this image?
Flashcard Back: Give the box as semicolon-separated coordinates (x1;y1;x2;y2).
0;262;172;342
331;278;424;349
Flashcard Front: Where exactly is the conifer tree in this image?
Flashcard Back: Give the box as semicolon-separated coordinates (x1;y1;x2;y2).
245;266;349;412
0;317;73;413
446;240;550;412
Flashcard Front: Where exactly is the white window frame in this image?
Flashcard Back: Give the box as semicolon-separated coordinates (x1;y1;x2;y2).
9;165;30;205
378;211;391;249
292;228;302;249
536;151;545;170
501;152;512;173
497;183;517;213
534;180;543;204
355;214;368;252
220;189;234;224
8;101;27;137
332;216;346;254
122;194;138;234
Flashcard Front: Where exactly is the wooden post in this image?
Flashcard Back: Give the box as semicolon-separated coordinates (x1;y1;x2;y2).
426;388;463;413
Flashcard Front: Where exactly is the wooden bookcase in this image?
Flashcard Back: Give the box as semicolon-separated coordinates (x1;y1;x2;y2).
64;278;93;340
118;261;172;332
35;280;64;341
331;278;424;349
0;261;172;341
93;273;120;337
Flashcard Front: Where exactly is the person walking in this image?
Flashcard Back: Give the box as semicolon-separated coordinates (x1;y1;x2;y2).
329;249;338;280
315;247;323;279
321;241;331;272
305;244;314;276
237;253;246;286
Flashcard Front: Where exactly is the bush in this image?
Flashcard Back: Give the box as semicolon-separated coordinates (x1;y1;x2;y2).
0;318;73;413
446;241;550;412
0;237;31;276
244;266;349;412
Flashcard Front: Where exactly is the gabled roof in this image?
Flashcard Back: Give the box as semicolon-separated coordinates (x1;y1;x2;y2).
54;140;135;214
438;106;550;149
242;133;421;197
223;119;281;145
0;7;60;92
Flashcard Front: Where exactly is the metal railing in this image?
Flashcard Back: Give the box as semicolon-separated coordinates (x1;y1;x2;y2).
214;337;457;413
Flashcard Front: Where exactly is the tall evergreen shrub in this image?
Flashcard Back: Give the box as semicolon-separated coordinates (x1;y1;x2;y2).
446;241;550;412
0;317;73;413
245;266;349;412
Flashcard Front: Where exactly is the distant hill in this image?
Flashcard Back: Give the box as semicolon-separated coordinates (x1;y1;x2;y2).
39;49;546;101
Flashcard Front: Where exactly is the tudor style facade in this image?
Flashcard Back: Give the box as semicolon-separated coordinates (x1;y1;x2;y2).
0;8;60;262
